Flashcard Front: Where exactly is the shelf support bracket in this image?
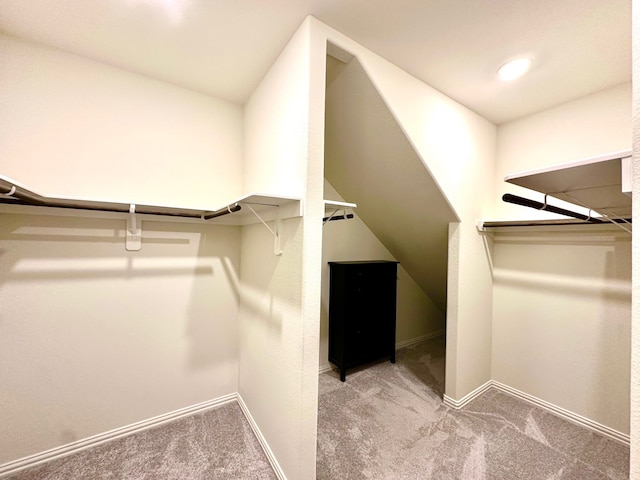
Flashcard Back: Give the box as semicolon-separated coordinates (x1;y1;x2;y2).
126;204;142;251
244;203;282;256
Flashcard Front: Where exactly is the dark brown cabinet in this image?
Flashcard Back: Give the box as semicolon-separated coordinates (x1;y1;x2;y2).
328;260;398;381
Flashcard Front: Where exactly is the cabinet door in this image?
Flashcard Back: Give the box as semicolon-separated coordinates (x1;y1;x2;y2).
343;263;396;366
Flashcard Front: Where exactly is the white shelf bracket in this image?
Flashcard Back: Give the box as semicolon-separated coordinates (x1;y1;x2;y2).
126;204;142;251
244;203;283;256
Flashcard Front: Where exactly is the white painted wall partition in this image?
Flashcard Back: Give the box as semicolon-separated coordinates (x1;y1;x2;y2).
239;17;325;480
309;19;498;402
0;34;244;464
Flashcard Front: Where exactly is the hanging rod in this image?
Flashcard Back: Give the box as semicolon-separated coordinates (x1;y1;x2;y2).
323;213;354;222
0;179;240;221
502;193;604;223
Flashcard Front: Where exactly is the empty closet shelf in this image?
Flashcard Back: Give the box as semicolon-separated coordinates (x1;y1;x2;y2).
0;175;302;226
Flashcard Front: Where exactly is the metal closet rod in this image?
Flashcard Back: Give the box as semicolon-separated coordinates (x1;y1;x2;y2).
502;193;605;223
323;213;354;222
0;180;241;220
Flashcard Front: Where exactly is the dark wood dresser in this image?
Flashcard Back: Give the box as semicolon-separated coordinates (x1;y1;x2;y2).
328;260;399;381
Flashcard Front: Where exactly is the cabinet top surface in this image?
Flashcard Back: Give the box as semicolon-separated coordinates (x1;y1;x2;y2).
328;260;399;265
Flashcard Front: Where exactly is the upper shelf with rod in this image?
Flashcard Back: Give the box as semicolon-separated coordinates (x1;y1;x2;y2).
0;174;302;226
479;150;632;232
0;174;303;251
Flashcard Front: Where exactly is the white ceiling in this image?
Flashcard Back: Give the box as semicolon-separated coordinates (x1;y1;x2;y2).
0;0;631;124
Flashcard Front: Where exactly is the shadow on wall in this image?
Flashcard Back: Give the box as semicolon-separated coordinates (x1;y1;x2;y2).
492;231;632;302
223;217;304;335
491;228;631;434
0;212;241;464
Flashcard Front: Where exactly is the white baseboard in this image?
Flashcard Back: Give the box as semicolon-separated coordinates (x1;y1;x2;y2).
319;364;333;374
490;381;630;446
443;380;493;409
0;394;236;478
236;394;287;480
443;380;630;446
318;329;445;374
395;329;445;350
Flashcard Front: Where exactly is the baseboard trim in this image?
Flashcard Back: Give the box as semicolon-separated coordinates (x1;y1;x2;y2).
0;394;237;478
236;394;287;480
443;380;630;446
318;330;446;374
395;330;445;350
443;380;493;409
490;381;630;446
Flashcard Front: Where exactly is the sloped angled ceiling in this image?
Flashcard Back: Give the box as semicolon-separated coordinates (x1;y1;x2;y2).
324;55;458;311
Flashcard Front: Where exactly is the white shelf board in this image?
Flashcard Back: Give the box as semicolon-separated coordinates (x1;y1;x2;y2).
324;199;357;211
504;150;632;217
0;174;301;226
212;194;302;225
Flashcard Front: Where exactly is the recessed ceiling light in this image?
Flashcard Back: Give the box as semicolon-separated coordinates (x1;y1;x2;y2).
497;58;532;81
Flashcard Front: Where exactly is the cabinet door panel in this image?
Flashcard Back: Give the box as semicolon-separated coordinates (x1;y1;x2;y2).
328;261;398;380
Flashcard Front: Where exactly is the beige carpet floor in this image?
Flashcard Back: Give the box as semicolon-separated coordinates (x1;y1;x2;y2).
5;402;276;480
316;336;630;479
6;336;630;479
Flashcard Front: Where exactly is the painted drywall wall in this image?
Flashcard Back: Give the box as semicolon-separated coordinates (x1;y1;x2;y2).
324;55;458;313
630;2;639;476
320;181;444;371
0;33;243;208
492;85;633;436
310;19;498;402
0;214;241;464
0;34;244;465
494;83;631;220
492;228;631;434
239;17;324;480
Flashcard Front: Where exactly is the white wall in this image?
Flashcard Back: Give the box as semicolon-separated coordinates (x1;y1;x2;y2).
495;83;631;220
493;85;632;435
0;34;243;208
0;34;244;464
239;17;324;480
630;2;639;476
492;228;631;433
320;181;444;371
0;214;241;464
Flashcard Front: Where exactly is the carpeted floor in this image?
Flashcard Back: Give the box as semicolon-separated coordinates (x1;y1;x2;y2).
316;336;630;479
5;402;277;480
6;336;630;479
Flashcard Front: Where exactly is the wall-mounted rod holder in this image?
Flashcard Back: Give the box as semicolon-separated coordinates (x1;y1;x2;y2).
126;204;142;251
